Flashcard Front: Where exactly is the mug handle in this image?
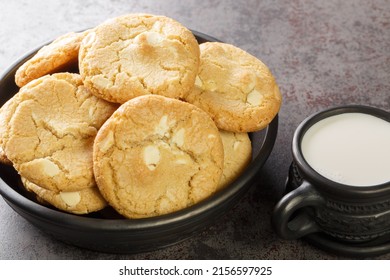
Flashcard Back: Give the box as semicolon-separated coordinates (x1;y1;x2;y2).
272;181;325;239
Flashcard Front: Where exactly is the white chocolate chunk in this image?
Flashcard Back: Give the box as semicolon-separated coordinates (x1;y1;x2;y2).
172;128;185;147
144;145;160;170
244;78;256;94
145;31;164;45
155;115;170;137
195;75;203;87
208;134;217;139
41;158;60;177
60;191;81;207
246;89;262;106
175;158;188;165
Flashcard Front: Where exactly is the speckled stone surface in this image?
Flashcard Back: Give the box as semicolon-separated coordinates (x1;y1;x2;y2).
0;0;389;260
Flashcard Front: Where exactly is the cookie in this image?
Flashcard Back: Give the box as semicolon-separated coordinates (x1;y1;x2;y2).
21;178;107;214
15;31;88;87
184;42;282;132
3;73;118;192
0;99;17;165
79;13;200;103
218;130;252;190
93;95;224;218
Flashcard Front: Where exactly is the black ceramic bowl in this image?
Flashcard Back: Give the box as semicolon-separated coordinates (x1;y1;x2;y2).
0;31;278;253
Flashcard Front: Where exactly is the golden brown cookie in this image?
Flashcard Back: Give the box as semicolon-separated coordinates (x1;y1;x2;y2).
93;95;224;219
79;13;200;103
218;130;252;190
0;99;17;165
184;42;282;132
21;178;107;214
3;73;118;192
15;31;88;87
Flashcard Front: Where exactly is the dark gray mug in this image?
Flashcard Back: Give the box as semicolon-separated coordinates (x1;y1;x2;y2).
272;105;390;243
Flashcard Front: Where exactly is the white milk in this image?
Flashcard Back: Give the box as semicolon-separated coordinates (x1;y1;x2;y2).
301;112;390;186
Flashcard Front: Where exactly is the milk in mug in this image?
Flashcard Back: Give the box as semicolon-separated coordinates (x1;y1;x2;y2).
301;112;390;186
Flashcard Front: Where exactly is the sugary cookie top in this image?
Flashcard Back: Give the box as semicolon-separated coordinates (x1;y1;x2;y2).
93;95;224;218
185;42;282;132
4;73;118;192
79;13;200;103
15;31;88;87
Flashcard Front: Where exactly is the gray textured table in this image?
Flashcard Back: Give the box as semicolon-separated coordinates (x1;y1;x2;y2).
1;0;389;260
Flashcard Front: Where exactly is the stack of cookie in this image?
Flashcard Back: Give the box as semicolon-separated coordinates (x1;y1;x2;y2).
0;13;281;218
0;73;117;214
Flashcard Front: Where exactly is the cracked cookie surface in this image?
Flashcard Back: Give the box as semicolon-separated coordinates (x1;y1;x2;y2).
93;95;224;219
3;73;118;192
15;31;88;87
184;42;282;132
22;177;107;214
79;13;200;104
